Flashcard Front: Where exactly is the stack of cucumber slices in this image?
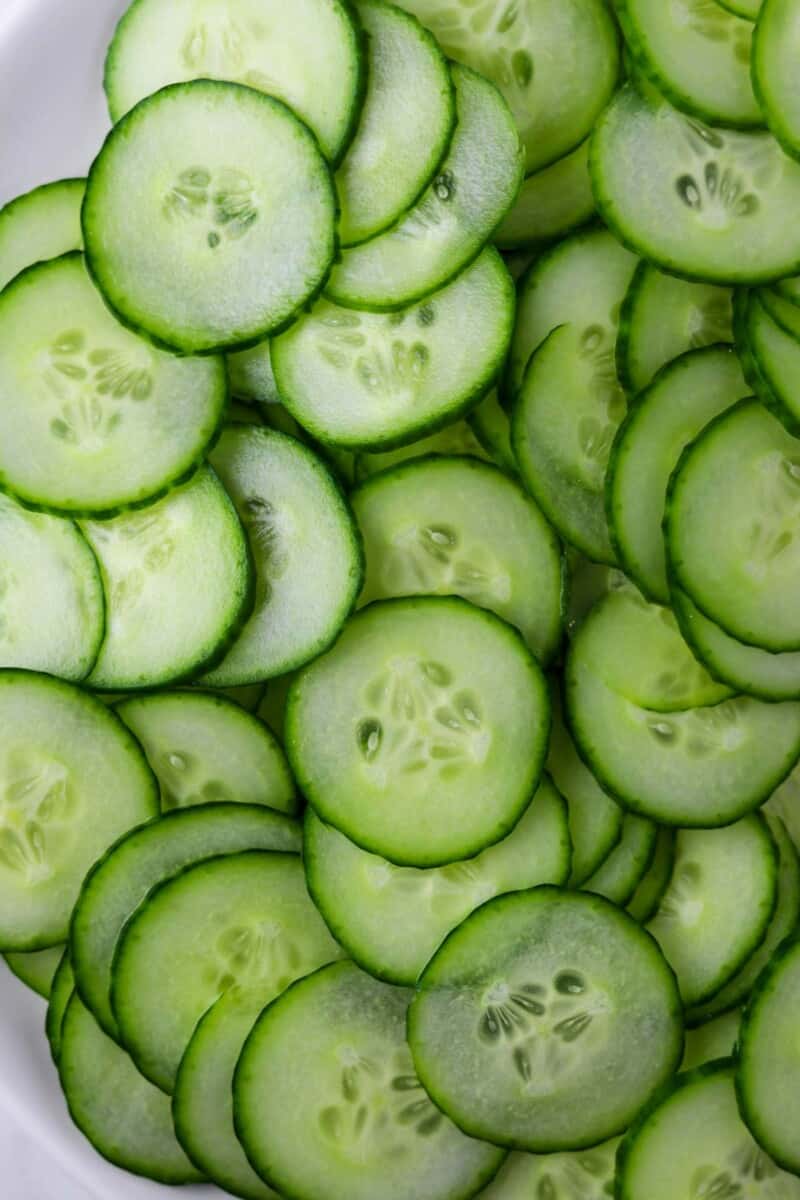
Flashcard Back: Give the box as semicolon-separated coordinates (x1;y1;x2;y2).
7;0;800;1197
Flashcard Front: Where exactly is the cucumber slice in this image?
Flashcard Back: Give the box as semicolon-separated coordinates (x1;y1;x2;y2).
617;1061;800;1200
113;850;343;1092
60;993;202;1184
83;467;251;690
752;0;800;160
352;455;564;664
477;1138;620;1200
583;814;658;907
396;0;620;175
616;0;760;128
409;887;683;1151
46;950;75;1064
646;817;778;1008
71;803;300;1041
667;399;800;651
740;292;800;434
3;944;63;998
199;425;363;685
468;391;517;476
336;1;455;246
305;775;570;986
104;0;364;164
608;345;749;602
84;80;336;354
200;681;267;713
591;83;800;283
682;1008;741;1070
0;178;84;291
286;597;550;866
0;253;226;516
355;418;491;480
0;673;157;950
257;675;294;745
628;829;677;924
227;340;281;408
565;554;631;639
325;65;523;311
766;765;800;851
719;0;761;16
503;251;534;282
235;960;505;1200
494;141;594;251
754;285;800;340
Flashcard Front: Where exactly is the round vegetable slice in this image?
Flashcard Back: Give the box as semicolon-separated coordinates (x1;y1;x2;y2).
752;0;800;161
0;177;84;291
582;814;658;908
682;1008;741;1070
477;1137;620;1200
494;140;594;251
46;950;75;1063
3;944;63;999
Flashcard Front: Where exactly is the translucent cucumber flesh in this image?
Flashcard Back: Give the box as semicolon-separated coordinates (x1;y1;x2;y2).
0;178;84;291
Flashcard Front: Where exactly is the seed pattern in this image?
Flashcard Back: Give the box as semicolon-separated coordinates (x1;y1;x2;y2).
181;15;276;94
645;701;744;758
159;750;234;810
0;751;77;881
576;324;626;485
657;861;704;925
315;308;431;400
381;521;512;608
744;454;800;576
687;290;733;349
536;1142;618;1199
419;2;535;106
675;121;771;228
204;919;305;995
647;605;722;705
43;330;152;448
240;495;289;607
691;1140;779;1198
90;511;176;613
682;0;753;63
165;166;259;246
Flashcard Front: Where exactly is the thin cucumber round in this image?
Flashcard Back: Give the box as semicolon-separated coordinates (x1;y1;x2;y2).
682;1008;741;1070
0;178;84;291
565;554;631;639
46;950;75;1064
752;0;800;160
84;81;337;354
409;887;683;1151
235;960;506;1200
355;418;491;480
628;829;677;925
494;141;594;251
286;596;551;867
766;764;800;852
3;944;63;998
468;390;517;476
227;340;281;409
477;1137;620;1200
740;291;800;434
582;814;658;908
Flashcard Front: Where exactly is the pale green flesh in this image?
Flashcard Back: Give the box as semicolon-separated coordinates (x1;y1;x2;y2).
257;675;294;745
628;830;676;924
3;944;63;998
47;951;75;1062
84;467;251;689
745;294;800;429
720;0;761;16
200;425;362;685
325;65;523;311
477;1137;620;1200
495;140;594;250
468;390;516;475
356;418;491;480
646;817;777;1007
752;0;800;158
227;339;280;407
682;1009;741;1071
352;456;563;664
305;776;570;985
60;994;202;1183
116;691;296;815
197;681;266;712
113;851;343;1092
235;961;505;1200
583;814;657;907
565;554;631;640
0;254;225;514
71;804;300;1041
0;179;84;291
609;345;749;602
766;765;800;852
286;597;550;866
410;889;683;1151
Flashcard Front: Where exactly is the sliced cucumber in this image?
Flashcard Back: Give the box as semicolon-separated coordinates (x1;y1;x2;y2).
257;675;294;745
200;425;363;685
325;65;523;311
83;466;251;690
71;803;300;1040
196;681;267;713
720;0;761;16
752;0;800;160
84;80;336;354
352;455;563;664
583;814;658;908
565;554;631;639
0;253;225;516
766;765;800;851
682;1008;740;1070
227;340;281;408
286;597;550;866
739;292;800;433
494;141;594;251
46;950;75;1064
235;960;505;1200
3;944;63;998
591;83;800;283
355;418;491;480
0;178;84;291
409;887;683;1151
628;829;677;925
477;1138;619;1200
468;390;517;475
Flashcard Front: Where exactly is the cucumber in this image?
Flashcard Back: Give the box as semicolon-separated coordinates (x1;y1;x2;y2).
476;1137;620;1200
766;765;800;851
0;253;226;516
59;993;202;1184
235;960;506;1200
752;0;800;160
46;950;75;1064
351;455;564;664
199;425;363;685
583;814;658;908
494;141;594;251
325;65;523;311
104;0;364;164
0;178;84;291
197;681;267;713
720;0;761;15
71;803;300;1040
738;291;800;433
467;390;517;475
227;340;281;408
608;345;749;603
591;83;800;283
83;466;252;690
304;775;570;986
257;675;294;745
682;1008;740;1070
286;596;550;866
336;1;455;246
112;850;343;1092
116;691;296;815
409;887;683;1151
84;80;336;354
565;553;631;639
3;944;63;998
355;418;492;480
628;829;677;925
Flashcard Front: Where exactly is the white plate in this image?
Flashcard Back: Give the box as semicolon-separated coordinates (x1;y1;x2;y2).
0;2;222;1194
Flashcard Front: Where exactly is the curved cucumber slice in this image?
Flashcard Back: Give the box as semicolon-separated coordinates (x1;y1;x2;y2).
227;340;280;407
741;292;800;434
565;554;631;639
583;814;658;907
113;850;343;1092
275;249;513;450
336;1;455;246
495;140;594;251
287;597;550;866
591;83;800;283
682;1008;741;1070
477;1137;620;1200
83;467;251;690
646;816;778;1007
235;960;505;1200
352;455;563;664
628;829;677;925
468;390;517;475
3;944;63;998
46;950;75;1063
0;178;84;291
752;0;800;160
71;803;300;1041
60;994;202;1184
191;681;266;713
200;425;363;685
0;674;158;951
720;0;761;15
766;765;800;852
0;254;225;516
305;776;570;985
104;0;363;164
84;80;336;354
608;345;748;602
355;418;491;480
409;887;683;1151
116;691;296;815
326;65;523;311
